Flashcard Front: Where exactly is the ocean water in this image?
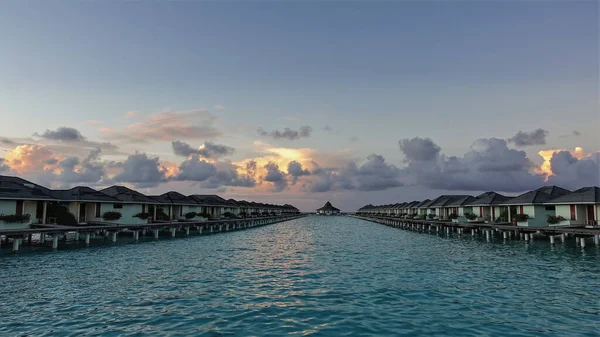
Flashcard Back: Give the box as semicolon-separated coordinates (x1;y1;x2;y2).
1;216;599;336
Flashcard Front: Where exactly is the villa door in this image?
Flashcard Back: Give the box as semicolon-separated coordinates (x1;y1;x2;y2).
587;205;595;224
79;203;86;222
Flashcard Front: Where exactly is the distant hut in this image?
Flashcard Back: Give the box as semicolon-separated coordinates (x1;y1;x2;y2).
316;201;340;215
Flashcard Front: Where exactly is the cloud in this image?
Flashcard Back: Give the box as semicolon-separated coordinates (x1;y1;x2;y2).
508;129;549;147
546;150;600;189
1;138;14;145
263;162;288;192
3;144;59;173
56;148;106;185
573;130;581;136
309;154;402;192
287;160;310;184
198;161;256;189
35;127;86;142
86;120;103;126
171;140;234;158
324;125;333;132
0;158;10;173
124;111;140;119
214;105;226;111
174;155;217;182
284;116;300;122
174;156;256;189
257;126;312;140
400;137;544;192
349;136;359;142
102;109;221;143
399;137;441;161
246;160;257;177
112;153;168;188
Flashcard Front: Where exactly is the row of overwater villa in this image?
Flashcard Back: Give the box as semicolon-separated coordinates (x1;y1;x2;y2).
356;185;600;228
0;174;300;232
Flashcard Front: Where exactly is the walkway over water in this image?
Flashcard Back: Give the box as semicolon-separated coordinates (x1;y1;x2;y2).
1;216;598;336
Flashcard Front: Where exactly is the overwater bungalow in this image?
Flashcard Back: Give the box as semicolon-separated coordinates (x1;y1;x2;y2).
51;186;120;224
0;175;57;229
444;195;476;221
545;187;600;227
499;186;571;227
149;191;204;221
188;195;230;219
466;192;510;223
100;186;163;224
428;195;472;220
317;201;340;215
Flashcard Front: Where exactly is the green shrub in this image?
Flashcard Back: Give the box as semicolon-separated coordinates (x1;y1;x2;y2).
198;212;211;218
185;212;197;219
223;212;234;218
133;212;151;219
547;215;566;224
464;213;477;220
427;214;436;220
102;211;122;221
45;203;78;225
448;213;459;220
0;214;31;223
514;213;529;222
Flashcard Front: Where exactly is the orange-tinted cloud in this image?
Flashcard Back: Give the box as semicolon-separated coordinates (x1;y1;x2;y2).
3;144;60;174
536;146;587;178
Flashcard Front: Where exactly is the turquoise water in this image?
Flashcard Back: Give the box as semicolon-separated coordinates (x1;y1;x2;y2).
1;216;599;336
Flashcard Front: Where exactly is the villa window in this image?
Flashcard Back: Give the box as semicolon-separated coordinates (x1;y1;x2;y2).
545;206;555;211
113;204;123;209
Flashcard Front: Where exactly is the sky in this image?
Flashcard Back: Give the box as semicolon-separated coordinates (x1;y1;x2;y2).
0;1;598;212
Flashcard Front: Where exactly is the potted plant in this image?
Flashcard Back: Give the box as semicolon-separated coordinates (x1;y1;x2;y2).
185;212;197;220
464;213;477;221
547;215;566;225
514;213;529;224
102;211;122;221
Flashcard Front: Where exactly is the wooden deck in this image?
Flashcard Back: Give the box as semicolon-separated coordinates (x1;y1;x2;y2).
0;214;306;252
351;215;600;248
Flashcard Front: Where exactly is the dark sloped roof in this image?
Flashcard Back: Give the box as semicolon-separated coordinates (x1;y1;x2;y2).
502;186;572;205
446;195;476;207
0;175;57;201
317;201;340;212
419;198;437;208
51;186;119;202
188;194;229;206
414;199;431;208
501;191;554;205
100;186;159;204
536;186;571;196
545;187;600;204
429;195;472;207
149;191;198;205
467;192;510;206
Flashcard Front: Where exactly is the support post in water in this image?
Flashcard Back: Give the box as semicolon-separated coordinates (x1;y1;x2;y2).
12;238;21;252
52;236;59;249
85;233;90;246
112;232;117;243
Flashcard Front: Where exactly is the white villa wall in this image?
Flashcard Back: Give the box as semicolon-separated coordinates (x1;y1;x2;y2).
98;203;147;225
0;200;34;229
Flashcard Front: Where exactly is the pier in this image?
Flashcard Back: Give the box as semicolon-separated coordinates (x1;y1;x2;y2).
352;215;600;248
0;214;306;253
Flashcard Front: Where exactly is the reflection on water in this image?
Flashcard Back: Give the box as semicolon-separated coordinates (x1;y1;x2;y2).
1;216;599;336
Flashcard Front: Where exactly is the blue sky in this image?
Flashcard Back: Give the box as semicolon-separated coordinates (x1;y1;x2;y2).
0;1;597;211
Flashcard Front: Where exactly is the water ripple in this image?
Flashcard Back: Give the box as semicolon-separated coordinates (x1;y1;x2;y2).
1;216;599;336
